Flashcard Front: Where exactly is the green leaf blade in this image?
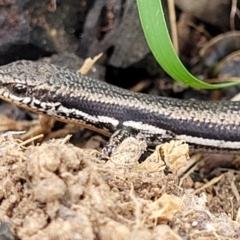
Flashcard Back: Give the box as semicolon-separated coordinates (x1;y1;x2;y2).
137;0;240;89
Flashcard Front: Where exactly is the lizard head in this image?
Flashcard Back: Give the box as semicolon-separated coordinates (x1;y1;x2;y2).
0;60;116;136
0;60;62;115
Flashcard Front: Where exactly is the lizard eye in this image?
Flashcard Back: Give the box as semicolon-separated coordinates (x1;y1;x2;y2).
11;83;27;95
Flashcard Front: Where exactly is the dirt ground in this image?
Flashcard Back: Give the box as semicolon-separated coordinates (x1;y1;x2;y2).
0;132;240;240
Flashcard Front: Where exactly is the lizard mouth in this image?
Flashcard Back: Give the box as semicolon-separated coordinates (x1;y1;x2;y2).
0;89;112;137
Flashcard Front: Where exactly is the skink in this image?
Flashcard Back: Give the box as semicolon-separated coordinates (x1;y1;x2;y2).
0;60;240;155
